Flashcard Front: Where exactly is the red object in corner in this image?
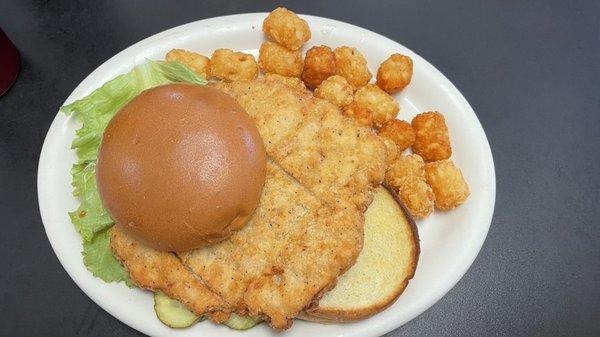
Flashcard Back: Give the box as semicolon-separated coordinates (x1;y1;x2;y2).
0;28;20;96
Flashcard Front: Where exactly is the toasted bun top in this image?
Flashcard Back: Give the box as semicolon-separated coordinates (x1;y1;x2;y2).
96;84;266;252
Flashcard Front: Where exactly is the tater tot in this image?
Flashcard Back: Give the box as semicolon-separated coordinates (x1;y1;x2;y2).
301;45;336;89
394;176;435;219
165;49;210;78
353;84;399;128
376;54;413;93
264;73;307;91
334;46;372;89
411;111;452;161
314;75;353;108
385;154;425;188
378;119;415;152
425;160;470;210
263;7;311;51
209;48;258;82
258;41;303;77
343;101;374;127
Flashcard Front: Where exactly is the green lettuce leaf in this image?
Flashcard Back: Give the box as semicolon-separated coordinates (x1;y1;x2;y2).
69;161;113;242
63;60;207;285
83;227;133;286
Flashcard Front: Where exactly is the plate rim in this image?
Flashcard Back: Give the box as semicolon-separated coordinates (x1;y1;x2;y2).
37;12;496;337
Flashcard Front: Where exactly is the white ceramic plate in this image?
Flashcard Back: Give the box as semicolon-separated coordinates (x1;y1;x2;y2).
38;13;495;337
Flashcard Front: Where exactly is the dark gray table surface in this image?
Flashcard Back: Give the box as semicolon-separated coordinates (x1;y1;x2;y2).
1;1;598;336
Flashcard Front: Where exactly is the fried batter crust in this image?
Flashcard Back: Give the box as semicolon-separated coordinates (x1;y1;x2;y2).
214;77;386;211
110;227;229;318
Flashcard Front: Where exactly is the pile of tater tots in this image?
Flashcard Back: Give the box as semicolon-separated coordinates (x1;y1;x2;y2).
165;7;470;219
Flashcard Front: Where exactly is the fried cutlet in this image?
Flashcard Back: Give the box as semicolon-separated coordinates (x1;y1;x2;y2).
213;78;387;211
110;226;229;320
181;161;364;329
111;77;387;330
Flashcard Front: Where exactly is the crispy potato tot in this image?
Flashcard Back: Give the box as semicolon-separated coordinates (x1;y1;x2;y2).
385;154;425;188
314;75;353;108
378;119;415;152
209;48;258;82
343;101;374;127
263;73;307;91
382;137;400;166
411;111;452;161
354;84;399;128
425;159;469;210
165;49;210;78
258;41;303;77
376;54;413;93
334;46;372;89
385;154;431;218
263;7;311;51
393;176;435;219
301;45;336;89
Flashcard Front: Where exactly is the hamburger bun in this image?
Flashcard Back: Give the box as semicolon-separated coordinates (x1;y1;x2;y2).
300;185;419;321
96;84;266;252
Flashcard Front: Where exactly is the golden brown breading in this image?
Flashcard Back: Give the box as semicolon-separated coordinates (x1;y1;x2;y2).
182;162;364;330
276;102;385;209
263;7;311;51
354;84;399;128
209;48;258;82
258;41;303;77
301;45;336;89
385;154;425;188
382;137;400;165
342;101;374;128
334;46;372;89
314;75;354;108
214;77;387;211
263;73;307;91
425;159;469;210
110;227;228;317
165;49;210;78
411;111;452;161
211;78;310;149
376;54;413;93
393;176;435;219
378;119;415;152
